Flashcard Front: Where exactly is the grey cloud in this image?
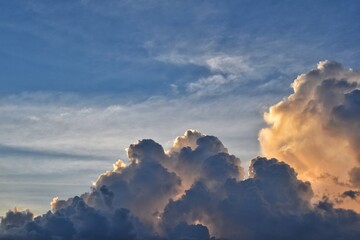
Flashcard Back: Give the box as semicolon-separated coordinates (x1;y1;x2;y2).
1;131;360;239
87;160;181;224
349;167;360;187
1;209;33;230
342;190;360;200
162;156;360;240
333;89;360;188
333;89;360;120
0;93;264;215
0;144;105;161
164;132;244;191
127;139;167;163
168;222;211;240
161;181;214;232
201;153;242;188
1;198;139;240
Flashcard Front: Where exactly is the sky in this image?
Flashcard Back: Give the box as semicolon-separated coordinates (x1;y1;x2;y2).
0;1;360;239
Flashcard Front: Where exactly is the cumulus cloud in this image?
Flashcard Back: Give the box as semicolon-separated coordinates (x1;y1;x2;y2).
1;208;33;230
1;130;360;239
259;60;360;210
0;92;264;214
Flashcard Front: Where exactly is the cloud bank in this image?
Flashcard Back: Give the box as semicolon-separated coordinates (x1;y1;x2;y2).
1;129;360;239
0;92;263;214
260;60;360;210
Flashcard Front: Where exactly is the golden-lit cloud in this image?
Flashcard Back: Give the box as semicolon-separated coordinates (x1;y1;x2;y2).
2;129;360;239
259;61;360;210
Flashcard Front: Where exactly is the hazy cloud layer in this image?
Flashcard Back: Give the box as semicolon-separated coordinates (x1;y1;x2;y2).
1;130;360;239
260;61;360;210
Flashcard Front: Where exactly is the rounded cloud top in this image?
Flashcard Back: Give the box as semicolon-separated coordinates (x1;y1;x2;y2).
2;128;360;239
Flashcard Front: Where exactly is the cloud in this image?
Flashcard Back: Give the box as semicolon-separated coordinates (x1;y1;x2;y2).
0;92;266;215
155;53;257;97
0;144;104;161
349;167;360;187
259;60;360;210
1;209;33;230
2;130;360;239
1;198;139;240
185;55;255;97
342;190;360;200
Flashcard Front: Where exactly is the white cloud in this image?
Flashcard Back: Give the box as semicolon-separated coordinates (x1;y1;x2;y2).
205;55;253;75
155;52;256;96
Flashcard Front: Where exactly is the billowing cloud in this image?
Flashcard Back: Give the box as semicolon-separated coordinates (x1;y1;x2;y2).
259;60;360;210
0;92;264;214
1;130;360;239
1;209;33;230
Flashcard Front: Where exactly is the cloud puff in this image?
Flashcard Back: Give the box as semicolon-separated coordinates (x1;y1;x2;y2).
156;52;255;97
1;197;140;240
1;130;360;239
342;190;360;200
259;60;360;209
186;55;254;97
1;209;33;230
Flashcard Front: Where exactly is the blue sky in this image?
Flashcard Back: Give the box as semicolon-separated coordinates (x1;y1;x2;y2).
2;0;359;96
0;0;359;214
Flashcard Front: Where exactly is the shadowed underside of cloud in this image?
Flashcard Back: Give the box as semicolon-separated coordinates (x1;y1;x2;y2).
259;60;360;210
1;129;360;239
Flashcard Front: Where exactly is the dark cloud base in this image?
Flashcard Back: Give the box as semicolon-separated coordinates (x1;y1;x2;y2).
1;130;360;239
